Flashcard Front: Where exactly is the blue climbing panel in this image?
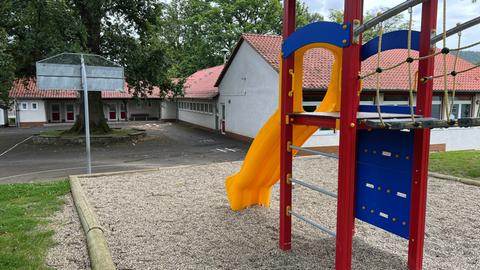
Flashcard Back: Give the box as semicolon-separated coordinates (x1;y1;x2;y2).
355;129;414;239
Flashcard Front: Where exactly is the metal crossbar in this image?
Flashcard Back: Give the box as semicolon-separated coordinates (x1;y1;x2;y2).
289;145;339;159
431;16;480;44
289;210;336;237
291;178;337;198
353;0;424;36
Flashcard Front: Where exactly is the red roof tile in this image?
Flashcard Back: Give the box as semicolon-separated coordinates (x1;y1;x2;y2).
217;33;480;92
9;79;162;99
183;65;223;99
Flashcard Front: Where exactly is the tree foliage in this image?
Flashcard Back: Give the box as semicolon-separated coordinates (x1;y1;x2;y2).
0;28;15;113
161;0;323;78
328;8;408;42
0;0;321;131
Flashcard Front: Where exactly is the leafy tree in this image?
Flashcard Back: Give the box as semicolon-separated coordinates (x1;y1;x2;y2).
0;28;15;126
1;0;182;134
161;0;323;78
328;8;407;42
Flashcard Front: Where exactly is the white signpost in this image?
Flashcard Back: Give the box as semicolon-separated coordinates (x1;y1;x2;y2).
36;53;124;174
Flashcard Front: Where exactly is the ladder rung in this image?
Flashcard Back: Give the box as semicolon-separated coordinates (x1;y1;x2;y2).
291;178;337;198
289;210;336;237
289;145;339;159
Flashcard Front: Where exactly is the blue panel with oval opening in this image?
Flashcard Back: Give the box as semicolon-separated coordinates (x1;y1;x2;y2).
282;22;350;58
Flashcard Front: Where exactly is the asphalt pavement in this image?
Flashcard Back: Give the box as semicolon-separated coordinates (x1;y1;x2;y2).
0;122;249;183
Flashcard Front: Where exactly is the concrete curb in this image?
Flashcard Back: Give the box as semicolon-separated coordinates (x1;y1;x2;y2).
70;175;116;270
429;172;480;187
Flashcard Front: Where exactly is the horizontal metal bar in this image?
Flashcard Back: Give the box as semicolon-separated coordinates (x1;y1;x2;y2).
289;210;336;237
354;0;424;36
431;16;480;44
290;145;339;159
291;178;337;198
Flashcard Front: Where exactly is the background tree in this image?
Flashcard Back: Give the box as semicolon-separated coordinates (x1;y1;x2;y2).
328;8;407;42
0;28;15;126
161;0;323;78
1;0;181;134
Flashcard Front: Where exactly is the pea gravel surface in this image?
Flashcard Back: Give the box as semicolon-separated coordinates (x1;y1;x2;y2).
78;157;480;270
46;194;90;269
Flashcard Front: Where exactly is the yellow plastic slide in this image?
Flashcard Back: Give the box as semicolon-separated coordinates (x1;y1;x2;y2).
225;43;343;211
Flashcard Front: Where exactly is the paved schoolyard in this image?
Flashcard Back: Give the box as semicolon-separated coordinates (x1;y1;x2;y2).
49;158;480;270
0;122;248;183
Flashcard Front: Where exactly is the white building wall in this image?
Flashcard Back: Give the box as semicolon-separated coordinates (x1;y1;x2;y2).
126;100;161;119
0;108;4;126
17;99;47;123
161;101;177;120
475;94;480;117
431;127;480;151
218;42;279;138
304;128;480;151
178;110;216;129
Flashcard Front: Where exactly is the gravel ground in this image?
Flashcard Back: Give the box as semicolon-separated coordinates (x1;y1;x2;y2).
78;158;480;270
46;194;90;270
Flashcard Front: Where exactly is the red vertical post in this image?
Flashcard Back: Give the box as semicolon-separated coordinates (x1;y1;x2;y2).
279;0;296;251
408;1;438;269
335;1;363;269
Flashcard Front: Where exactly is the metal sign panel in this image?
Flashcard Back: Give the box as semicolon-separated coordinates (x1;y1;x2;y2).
36;53;124;91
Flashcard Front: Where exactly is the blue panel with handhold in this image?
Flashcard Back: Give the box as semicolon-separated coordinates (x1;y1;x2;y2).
359;105;415;115
361;30;421;61
282;22;350;59
355;129;414;239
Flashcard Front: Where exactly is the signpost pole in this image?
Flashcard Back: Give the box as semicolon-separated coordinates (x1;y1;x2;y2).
80;54;92;174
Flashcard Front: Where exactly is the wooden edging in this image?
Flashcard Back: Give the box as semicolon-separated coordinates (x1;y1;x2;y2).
428;171;480;187
70;175;116;270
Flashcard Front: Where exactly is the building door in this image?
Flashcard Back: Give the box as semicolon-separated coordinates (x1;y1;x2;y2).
220;103;226;134
108;104;117;121
120;103;127;120
51;104;60;122
65;104;75;122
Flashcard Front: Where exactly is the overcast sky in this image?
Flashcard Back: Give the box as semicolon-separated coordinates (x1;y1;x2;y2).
302;0;480;50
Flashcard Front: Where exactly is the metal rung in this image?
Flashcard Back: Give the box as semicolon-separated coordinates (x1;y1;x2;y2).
289;210;336;237
291;178;337;198
289;145;339;159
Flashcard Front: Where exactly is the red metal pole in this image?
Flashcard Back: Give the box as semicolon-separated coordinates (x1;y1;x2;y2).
408;0;438;269
279;0;296;251
336;0;363;269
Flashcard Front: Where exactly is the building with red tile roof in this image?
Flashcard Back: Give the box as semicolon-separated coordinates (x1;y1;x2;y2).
212;33;480;146
217;33;480;92
7;79;171;127
176;65;224;130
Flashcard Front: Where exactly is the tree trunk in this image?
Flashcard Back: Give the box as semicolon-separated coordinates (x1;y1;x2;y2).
68;0;109;134
68;91;110;134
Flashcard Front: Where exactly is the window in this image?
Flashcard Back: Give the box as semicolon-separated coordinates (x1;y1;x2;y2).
20;102;28;110
360;95;375;105
432;96;442;119
302;95;324;112
383;95;409;105
450;96;472;119
66;104;75;121
31;102;38;110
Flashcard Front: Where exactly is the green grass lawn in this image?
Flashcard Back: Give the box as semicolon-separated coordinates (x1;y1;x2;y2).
430;150;480;180
0;181;70;270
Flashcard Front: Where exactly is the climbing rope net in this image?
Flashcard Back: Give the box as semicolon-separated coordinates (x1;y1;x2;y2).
358;0;480;128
